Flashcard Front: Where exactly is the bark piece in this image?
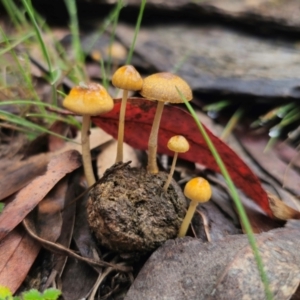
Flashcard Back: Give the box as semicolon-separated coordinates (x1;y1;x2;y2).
116;23;300;99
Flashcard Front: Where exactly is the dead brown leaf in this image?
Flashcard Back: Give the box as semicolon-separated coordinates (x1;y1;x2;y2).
61;258;98;300
0;153;50;201
97;140;141;176
36;176;69;242
268;192;300;220
237;134;300;196
48;173;78;284
0;150;81;241
0;227;40;293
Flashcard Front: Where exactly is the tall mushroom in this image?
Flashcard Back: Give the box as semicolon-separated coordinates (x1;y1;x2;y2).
163;135;190;191
140;72;192;174
112;65;143;163
63;83;114;187
178;177;212;237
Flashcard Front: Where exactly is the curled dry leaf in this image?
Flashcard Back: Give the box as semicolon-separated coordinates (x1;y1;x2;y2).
268;192;300;220
126;225;300;300
0;150;82;241
92;98;272;217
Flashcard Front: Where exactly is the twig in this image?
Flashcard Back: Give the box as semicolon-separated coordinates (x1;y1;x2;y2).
23;218;131;272
196;209;211;242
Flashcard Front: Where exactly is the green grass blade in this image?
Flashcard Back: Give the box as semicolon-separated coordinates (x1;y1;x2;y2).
21;0;53;79
100;58;109;89
0;110;79;143
64;0;86;81
177;88;273;300
220;106;244;141
105;0;124;80
171;50;191;73
0;27;42;108
0;99;81;128
1;0;27;28
0;32;35;56
203;100;231;112
125;0;147;65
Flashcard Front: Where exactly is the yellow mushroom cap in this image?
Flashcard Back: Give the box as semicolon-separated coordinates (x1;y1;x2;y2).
112;65;143;91
167;135;190;153
184;177;212;203
63;83;114;116
140;72;193;103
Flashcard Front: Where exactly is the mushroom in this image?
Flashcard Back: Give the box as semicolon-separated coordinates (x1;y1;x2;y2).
140;72;192;174
63;82;114;187
112;65;143;162
178;177;212;237
163;135;190;191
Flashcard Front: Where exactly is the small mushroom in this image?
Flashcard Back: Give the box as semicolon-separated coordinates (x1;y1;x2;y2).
163;135;190;191
63;83;114;187
140;72;192;174
178;177;212;237
112;65;143;162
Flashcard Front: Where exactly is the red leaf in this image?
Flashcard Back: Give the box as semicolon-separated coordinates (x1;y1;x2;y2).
92;98;272;217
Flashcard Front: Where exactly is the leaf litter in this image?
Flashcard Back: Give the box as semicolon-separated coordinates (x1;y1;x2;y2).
1;2;300;297
1;97;299;298
0;150;81;242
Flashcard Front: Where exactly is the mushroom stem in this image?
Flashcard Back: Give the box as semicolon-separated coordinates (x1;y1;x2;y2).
81;115;96;187
163;152;178;191
178;200;198;237
115;89;129;163
147;101;165;174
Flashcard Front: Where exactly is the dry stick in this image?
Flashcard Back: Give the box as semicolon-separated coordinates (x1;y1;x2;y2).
23;218;131;272
116;90;129;163
88;256;123;300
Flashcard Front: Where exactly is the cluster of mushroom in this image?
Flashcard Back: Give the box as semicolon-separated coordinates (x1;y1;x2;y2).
62;65;212;237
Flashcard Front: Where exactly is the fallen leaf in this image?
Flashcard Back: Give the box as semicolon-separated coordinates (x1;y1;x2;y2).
57;127;113;155
61;258;98;300
49;172;78;281
236;133;300;196
23;121;72;157
0;227;40;293
36;176;69;242
92;98;272;217
0;150;81;241
73;191;102;262
126;225;300;300
268;192;300;220
0;153;50;201
97;140;141;176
